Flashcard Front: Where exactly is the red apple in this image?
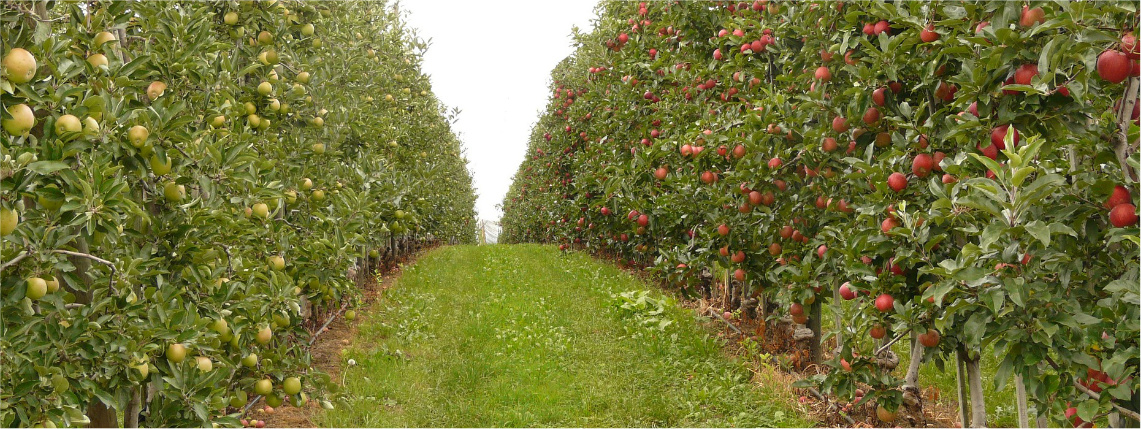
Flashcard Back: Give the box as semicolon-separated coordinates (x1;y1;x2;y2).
872;87;887;106
1019;5;1045;27
1110;203;1138;227
863;107;881;125
977;142;999;160
881;217;900;233
874;294;894;312
918;329;941;347
832;116;848;133
1098;50;1131;83
839;282;856;300
732;251;746;264
1106;185;1132;209
1123;32;1139;59
912;153;934;178
815;66;832;81
817;245;827;258
870;324;887;339
821;137;838;152
887;172;907;192
1014;63;1039;85
990;124;1020;150
919;24;939;43
789;302;804;317
873;20;890;36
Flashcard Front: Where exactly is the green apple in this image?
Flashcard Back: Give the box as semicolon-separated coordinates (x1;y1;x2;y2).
83;117;100;136
87;53;109;68
163;182;185;202
282;377;301;395
241;353;258;368
146;81;166;100
254;378;273;396
3;103;35;135
149;154;172;176
1;207;18;236
2;48;37;83
252;203;269;219
256;326;272;345
130;357;150;379
44;276;59;293
26;277;47;300
128;125;149;148
195;356;213;372
166;343;187;363
54;114;83;139
229;391;248;408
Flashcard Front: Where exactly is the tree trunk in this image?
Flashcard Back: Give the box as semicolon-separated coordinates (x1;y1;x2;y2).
124;386;142;428
87;401;117;429
966;353;987;428
904;337;924;389
66;236;120;427
903;337;925;423
807;301;822;365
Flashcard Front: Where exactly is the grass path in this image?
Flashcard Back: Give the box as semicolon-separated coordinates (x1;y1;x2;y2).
316;244;810;427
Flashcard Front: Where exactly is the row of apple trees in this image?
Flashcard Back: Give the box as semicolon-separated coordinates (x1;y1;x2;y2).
1;0;476;427
500;0;1138;427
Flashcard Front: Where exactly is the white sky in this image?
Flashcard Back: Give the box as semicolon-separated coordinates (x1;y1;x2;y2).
401;0;598;222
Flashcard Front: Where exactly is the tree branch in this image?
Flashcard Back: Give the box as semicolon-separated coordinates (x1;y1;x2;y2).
0;250;31;272
52;249;116;292
876;330;908;356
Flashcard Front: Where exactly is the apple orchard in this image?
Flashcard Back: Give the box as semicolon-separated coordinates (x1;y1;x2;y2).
501;0;1139;427
2;1;477;427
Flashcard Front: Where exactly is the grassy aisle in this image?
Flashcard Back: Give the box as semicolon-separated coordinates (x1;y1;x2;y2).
317;244;810;427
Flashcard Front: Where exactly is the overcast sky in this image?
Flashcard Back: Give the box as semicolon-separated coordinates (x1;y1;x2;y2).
401;0;598;222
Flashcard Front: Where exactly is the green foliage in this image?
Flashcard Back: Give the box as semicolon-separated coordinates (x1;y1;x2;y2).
502;0;1139;426
1;0;475;426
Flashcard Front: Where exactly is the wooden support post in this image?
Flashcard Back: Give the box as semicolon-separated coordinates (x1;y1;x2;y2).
956;348;971;427
808;300;822;365
1015;374;1030;428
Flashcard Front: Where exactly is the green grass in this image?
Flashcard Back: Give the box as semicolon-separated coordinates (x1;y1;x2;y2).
316;244;810;427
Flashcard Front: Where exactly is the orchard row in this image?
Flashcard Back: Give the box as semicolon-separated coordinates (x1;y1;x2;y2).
1;1;476;427
502;1;1138;427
